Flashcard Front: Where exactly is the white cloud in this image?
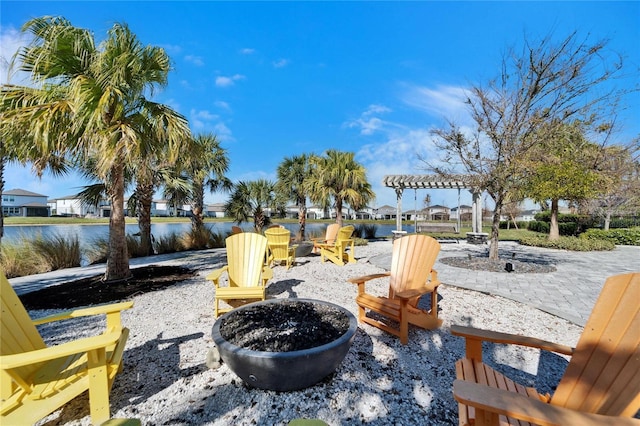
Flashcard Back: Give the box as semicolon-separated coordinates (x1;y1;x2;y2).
401;83;470;122
215;100;231;111
189;109;234;142
0;25;32;85
184;55;204;66
272;58;289;68
363;104;392;116
344;104;394;135
215;74;245;87
239;48;255;55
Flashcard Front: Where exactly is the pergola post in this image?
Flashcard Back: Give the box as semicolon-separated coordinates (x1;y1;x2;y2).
395;188;403;232
471;191;482;233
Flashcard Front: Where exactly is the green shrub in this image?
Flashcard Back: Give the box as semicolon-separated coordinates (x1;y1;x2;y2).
353;237;368;246
181;226;226;250
519;234;615;251
580;227;640;246
0;237;49;278
31;233;82;270
527;221;549;233
154;232;185;254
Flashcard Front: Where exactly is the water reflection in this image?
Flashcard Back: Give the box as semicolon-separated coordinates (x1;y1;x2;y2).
3;222;412;248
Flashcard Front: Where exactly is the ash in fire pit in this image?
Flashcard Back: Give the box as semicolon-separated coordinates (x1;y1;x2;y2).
220;300;350;352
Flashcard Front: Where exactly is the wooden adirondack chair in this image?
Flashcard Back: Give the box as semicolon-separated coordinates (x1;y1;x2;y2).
348;234;442;344
312;223;340;254
207;232;274;318
265;227;296;269
231;225;243;234
319;225;356;266
1;271;133;425
452;272;640;426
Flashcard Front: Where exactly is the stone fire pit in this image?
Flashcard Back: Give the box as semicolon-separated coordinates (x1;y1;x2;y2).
211;298;357;391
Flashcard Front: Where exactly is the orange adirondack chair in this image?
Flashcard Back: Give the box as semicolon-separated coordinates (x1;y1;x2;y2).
452;272;640;426
312;223;340;254
1;270;133;425
265;227;296;269
319;225;356;266
348;234;442;344
207;232;273;318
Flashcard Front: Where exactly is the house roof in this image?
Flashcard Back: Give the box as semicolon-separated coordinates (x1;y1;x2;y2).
3;188;48;197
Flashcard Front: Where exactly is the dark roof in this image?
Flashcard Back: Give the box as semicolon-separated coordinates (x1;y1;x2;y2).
3;188;48;197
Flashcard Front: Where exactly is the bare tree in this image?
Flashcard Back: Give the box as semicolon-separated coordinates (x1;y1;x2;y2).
428;31;630;259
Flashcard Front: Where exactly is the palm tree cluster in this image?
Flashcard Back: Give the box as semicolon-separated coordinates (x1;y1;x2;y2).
0;17;229;281
228;150;375;238
1;16;375;283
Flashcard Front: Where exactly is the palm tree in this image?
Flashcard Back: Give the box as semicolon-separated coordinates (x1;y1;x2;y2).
225;179;276;233
181;133;232;232
1;17;190;281
276;154;311;242
307;150;375;227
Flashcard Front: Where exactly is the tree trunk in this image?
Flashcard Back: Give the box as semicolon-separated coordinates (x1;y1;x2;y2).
297;198;307;243
335;198;343;228
603;210;611;231
105;161;131;282
549;198;560;241
489;208;501;260
137;182;154;257
191;181;205;232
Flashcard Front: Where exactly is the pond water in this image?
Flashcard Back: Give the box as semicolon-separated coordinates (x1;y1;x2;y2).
3;221;414;248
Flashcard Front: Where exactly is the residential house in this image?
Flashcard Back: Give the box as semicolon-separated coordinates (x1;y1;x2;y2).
52;195;111;217
2;189;50;217
450;205;473;221
426;205;450;221
206;203;227;218
375;205;399;220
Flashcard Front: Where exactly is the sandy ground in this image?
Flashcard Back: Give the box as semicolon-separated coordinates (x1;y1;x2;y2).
33;240;582;426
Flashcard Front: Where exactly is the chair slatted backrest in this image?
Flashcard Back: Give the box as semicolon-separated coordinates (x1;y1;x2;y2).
1;271;47;385
388;235;441;303
265;227;292;260
225;233;269;288
324;223;340;246
551;272;640;416
335;225;355;248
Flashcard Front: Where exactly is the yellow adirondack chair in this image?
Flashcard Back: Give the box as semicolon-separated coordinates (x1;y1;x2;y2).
319;225;356;266
348;234;442;344
312;223;340;254
265;227;296;269
452;272;640;426
1;271;133;425
207;232;273;318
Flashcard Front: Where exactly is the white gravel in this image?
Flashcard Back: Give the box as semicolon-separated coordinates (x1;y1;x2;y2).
33;240;582;425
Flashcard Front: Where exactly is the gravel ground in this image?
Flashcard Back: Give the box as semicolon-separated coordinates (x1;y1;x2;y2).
33;240;582;425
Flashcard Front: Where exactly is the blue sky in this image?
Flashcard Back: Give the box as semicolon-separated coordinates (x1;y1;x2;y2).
2;1;639;210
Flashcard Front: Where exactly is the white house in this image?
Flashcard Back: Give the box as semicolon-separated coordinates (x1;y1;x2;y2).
450;205;473;221
206;203;227;218
2;189;50;217
49;195;112;217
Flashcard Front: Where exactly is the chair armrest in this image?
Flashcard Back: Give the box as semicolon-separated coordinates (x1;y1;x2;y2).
348;272;390;285
395;285;438;300
453;380;639;426
451;325;574;356
1;331;123;369
206;266;229;285
31;301;134;326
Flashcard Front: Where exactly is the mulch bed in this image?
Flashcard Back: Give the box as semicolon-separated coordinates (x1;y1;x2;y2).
19;265;197;310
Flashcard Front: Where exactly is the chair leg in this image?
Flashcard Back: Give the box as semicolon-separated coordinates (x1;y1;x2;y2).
87;348;111;425
399;301;409;345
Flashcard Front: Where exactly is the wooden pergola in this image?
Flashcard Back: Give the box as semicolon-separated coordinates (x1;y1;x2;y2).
382;174;484;234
